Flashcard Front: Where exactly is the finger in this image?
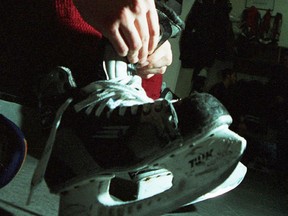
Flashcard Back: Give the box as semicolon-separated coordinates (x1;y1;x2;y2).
147;41;172;67
146;1;160;54
134;15;149;64
107;28;129;57
147;55;172;68
120;21;143;64
137;66;167;75
138;73;155;79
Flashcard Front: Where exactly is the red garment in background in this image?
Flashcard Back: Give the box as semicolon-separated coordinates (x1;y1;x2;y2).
55;0;162;100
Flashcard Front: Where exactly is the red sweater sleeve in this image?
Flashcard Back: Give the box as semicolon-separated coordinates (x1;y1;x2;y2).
55;0;102;37
141;74;163;100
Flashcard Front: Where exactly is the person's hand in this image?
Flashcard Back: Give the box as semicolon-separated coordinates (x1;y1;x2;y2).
136;41;172;79
73;0;160;64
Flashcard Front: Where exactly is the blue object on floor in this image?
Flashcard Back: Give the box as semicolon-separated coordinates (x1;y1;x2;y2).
0;114;27;188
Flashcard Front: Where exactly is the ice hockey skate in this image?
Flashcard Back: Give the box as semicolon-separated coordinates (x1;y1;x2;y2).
26;65;246;215
26;2;247;215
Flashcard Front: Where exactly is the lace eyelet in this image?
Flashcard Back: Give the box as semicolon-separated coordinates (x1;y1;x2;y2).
154;102;163;112
143;104;151;115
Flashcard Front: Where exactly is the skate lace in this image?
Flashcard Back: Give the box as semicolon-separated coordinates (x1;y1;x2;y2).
74;75;155;116
28;75;178;204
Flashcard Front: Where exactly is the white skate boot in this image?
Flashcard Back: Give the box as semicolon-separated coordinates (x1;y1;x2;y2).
27;2;246;215
28;66;246;215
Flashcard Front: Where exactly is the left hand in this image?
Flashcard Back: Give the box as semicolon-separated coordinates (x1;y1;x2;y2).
136;40;172;79
73;0;160;64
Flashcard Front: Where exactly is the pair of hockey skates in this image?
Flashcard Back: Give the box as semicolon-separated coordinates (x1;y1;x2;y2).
24;2;247;215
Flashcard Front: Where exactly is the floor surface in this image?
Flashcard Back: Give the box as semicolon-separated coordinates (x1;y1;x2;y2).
0;155;287;216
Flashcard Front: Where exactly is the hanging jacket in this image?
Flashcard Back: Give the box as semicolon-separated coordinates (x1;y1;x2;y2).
179;0;234;68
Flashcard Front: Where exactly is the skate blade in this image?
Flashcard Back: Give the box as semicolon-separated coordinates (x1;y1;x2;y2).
130;162;247;204
186;162;247;205
58;125;246;216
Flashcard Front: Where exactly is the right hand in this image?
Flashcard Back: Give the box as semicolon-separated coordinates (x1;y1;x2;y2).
136;41;172;79
73;0;160;64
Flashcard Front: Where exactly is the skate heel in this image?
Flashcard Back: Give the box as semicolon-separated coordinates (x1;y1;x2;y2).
58;125;246;216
